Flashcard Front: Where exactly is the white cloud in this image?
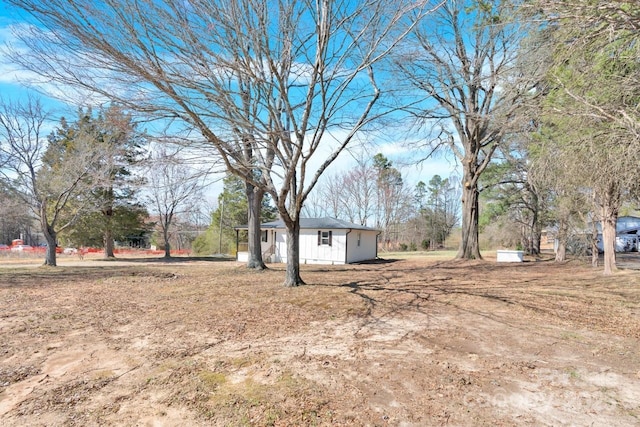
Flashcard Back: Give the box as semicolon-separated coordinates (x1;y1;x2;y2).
0;22;117;107
302;127;460;196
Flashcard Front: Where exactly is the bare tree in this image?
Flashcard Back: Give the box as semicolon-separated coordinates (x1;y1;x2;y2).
307;153;376;225
480;134;549;256
527;117;590;262
145;146;207;258
300;189;326;219
7;0;438;285
372;153;413;249
0;188;34;244
341;155;377;226
423;175;460;249
320;174;345;220
396;0;541;259
0;97;108;265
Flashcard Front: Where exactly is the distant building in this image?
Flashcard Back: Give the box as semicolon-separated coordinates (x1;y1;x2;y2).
235;217;380;265
595;216;640;253
548;216;640;254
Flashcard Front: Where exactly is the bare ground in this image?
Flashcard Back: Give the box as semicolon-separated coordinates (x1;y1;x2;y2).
0;254;639;426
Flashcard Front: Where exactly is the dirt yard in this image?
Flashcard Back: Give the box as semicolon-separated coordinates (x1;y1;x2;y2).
0;254;639;426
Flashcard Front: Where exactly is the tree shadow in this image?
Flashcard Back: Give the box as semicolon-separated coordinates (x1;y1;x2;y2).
107;256;236;264
302;258;401;273
352;258;401;265
0;265;159;288
316;260;588;340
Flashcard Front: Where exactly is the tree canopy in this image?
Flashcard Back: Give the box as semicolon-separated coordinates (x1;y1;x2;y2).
0;97;111;265
6;0;438;284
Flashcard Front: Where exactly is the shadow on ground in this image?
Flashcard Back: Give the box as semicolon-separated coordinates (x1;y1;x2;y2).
99;256;236;264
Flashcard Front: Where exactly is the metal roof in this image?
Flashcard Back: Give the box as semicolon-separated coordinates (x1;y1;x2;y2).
235;217;379;231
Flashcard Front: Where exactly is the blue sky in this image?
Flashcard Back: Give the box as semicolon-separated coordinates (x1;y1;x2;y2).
0;7;77;118
0;2;460;204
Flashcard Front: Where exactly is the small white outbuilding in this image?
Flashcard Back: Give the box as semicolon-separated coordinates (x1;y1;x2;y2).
236;217;380;265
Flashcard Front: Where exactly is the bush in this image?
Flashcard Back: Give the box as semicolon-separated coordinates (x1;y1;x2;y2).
409;242;417;251
192;232;215;255
399;243;408;251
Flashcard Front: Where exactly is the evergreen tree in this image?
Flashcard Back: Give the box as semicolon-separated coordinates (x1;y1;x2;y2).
415;175;459;250
60;203;151;249
52;107;147;256
373;153;405;248
194;175;276;255
534;13;640;273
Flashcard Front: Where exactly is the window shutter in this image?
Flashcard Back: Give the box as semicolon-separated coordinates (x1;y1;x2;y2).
329;231;332;246
318;230;321;246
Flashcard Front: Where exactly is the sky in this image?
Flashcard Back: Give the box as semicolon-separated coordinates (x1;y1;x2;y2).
0;9;78;125
0;2;460;208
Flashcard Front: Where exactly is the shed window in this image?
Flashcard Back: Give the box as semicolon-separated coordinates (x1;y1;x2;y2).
317;230;332;246
357;232;361;247
261;230;268;242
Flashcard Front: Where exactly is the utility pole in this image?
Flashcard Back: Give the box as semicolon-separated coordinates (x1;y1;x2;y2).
218;197;225;254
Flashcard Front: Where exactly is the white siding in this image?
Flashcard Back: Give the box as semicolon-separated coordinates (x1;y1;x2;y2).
275;231;286;263
264;227;378;265
259;234;270;254
346;230;378;263
299;229;346;264
259;229;277;262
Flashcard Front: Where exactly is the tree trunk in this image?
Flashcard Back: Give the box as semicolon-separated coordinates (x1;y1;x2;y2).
245;183;266;269
283;220;305;287
530;229;541;256
456;180;481;260
591;224;599;267
39;203;57;266
163;226;171;258
104;224;115;258
103;190;116;258
43;224;57;267
530;203;541;256
601;203;618;275
555;218;567;262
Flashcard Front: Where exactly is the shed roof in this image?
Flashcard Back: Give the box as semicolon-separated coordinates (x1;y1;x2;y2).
235;217;378;232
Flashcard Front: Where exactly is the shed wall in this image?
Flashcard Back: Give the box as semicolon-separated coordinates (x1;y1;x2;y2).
271;228;377;264
346;230;378;263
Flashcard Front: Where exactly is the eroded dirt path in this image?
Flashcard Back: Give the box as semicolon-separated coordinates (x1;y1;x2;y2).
1;258;639;426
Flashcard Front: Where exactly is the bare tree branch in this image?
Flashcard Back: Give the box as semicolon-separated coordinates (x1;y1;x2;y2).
5;0;440;284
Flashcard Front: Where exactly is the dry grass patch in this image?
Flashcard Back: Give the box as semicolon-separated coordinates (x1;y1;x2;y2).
1;256;639;426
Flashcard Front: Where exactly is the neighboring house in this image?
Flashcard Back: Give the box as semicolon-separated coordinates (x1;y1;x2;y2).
542;216;640;253
595;215;640;253
235;217;380;265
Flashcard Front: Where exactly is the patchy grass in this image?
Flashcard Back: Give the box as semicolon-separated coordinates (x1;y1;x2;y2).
1;255;639;426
